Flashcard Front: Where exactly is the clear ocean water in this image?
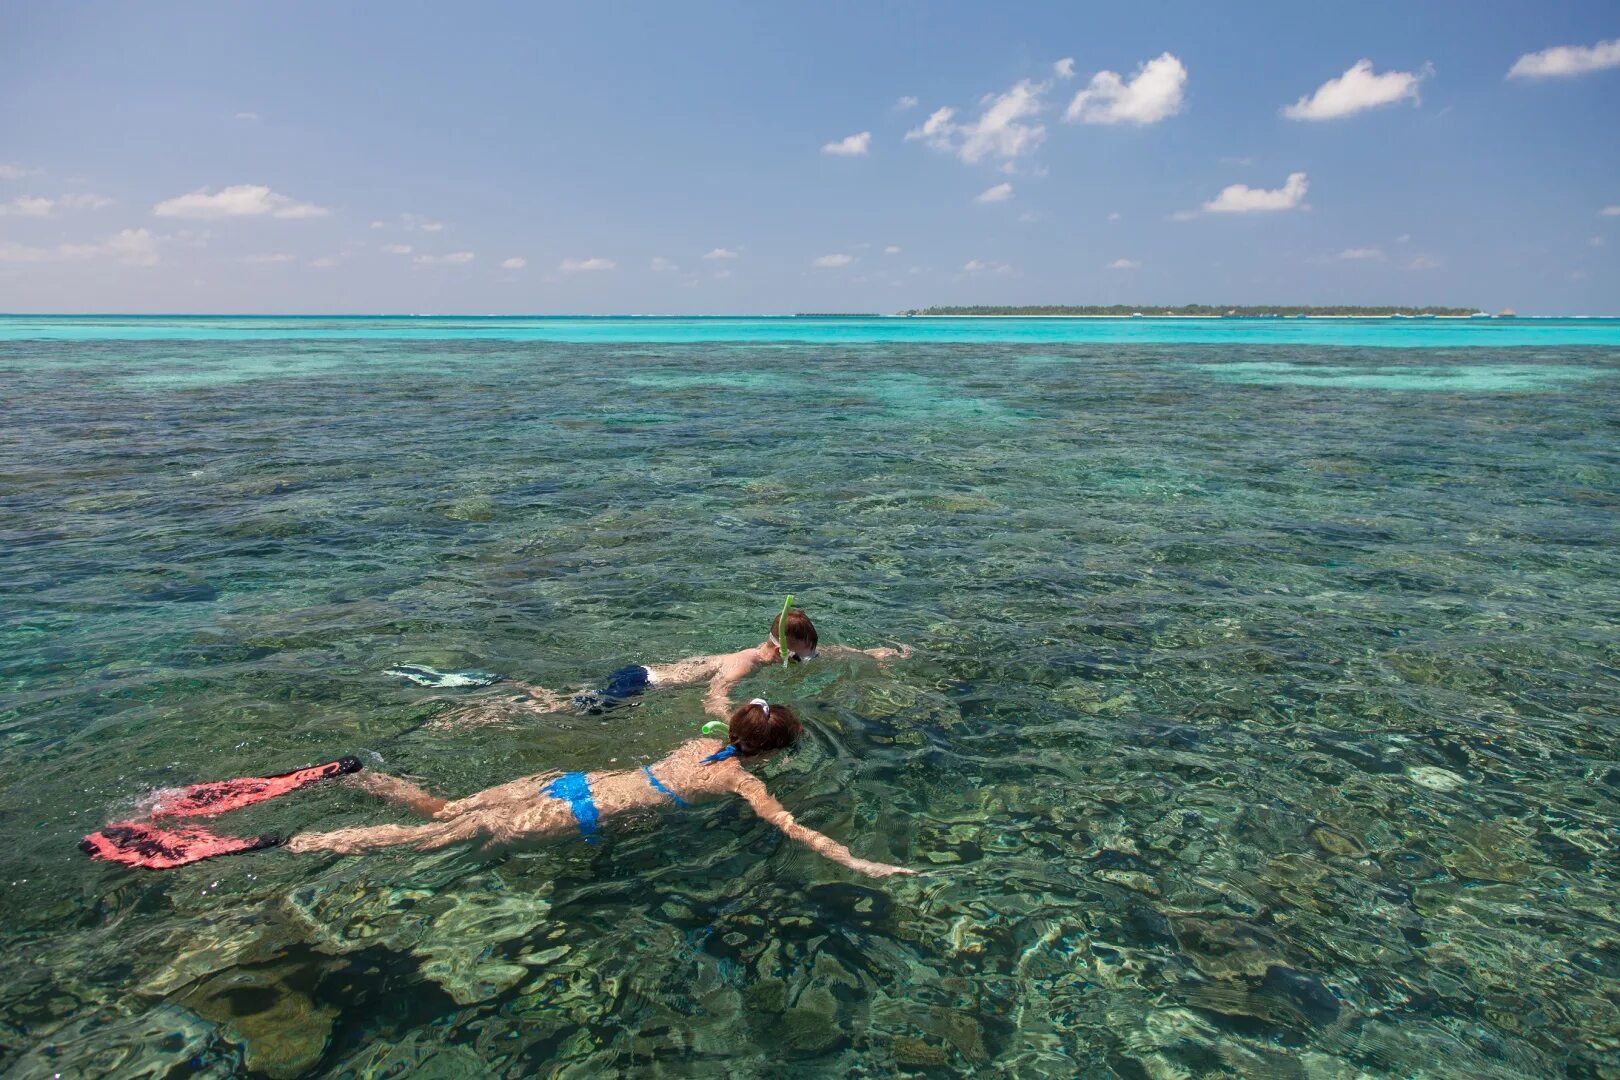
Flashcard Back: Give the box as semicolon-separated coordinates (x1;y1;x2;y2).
2;316;1617;1077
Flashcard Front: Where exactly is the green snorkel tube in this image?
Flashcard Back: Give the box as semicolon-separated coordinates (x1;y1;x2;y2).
776;593;795;668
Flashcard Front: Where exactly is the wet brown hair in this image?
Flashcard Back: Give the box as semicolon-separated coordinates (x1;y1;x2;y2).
769;607;818;654
727;700;802;758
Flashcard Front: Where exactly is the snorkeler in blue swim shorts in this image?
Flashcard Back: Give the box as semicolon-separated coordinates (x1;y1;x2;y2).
568;663;658;712
508;606;911;719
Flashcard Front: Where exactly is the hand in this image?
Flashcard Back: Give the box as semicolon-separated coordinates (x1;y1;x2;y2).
867;643;914;660
849;858;918;879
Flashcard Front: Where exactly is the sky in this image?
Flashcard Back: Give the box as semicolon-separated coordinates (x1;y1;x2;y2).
1;1;1617;315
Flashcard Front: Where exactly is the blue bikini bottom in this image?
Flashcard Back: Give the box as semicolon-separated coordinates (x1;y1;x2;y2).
541;772;600;841
542;764;690;842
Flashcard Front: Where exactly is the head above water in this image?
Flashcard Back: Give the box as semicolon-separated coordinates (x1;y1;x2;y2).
768;607;819;661
727;698;802;757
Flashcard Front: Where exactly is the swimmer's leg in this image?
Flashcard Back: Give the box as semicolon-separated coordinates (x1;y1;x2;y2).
286;813;488;856
508;683;571;711
432;771;562;820
352;772;448;817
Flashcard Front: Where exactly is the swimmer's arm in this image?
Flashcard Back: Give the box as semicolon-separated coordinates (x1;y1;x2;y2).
819;643;914;661
703;671;739;719
702;651;757;718
730;773;915;879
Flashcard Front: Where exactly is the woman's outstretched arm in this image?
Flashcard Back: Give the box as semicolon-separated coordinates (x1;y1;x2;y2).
729;773;914;879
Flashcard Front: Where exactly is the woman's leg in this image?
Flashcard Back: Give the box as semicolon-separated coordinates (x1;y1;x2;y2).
285;813;487;855
352;771;448;816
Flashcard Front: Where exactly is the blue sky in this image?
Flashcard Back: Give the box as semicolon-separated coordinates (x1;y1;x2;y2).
1;1;1616;314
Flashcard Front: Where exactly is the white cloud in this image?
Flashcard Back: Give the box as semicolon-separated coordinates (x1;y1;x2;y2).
1600;206;1620;217
560;257;615;272
822;131;872;156
1408;254;1442;270
381;243;413;255
1283;60;1427;121
100;229;160;266
0;164;39;180
394;213;445;232
650;256;678;272
238;252;297;264
976;182;1014;203
895;95;919;110
1107;258;1141;269
1395;233;1412;243
1202;171;1309;213
906;79;1047;164
234;111;261;122
962;258;1011;274
703;247;739;260
369;220;387;229
1508;38;1620;79
500;256;527;270
413;251;475;266
884;245;901;254
0;192;114;216
153;184;329;220
0;242;50;263
1338;247;1383;260
1107;212;1122;221
0;195;53;217
1054;57;1076;79
1590;236;1605;247
813;253;854;268
1065;52;1187;125
713;268;733;280
309;255;341;268
58;193;113;210
0;228;159;266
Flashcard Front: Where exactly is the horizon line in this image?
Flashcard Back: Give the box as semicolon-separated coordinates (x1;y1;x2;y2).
3;311;1618;320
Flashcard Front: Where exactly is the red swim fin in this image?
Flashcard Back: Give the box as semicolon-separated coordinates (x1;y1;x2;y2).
80;822;283;870
149;756;363;819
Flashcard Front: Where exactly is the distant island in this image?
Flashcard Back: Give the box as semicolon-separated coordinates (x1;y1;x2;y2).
904;304;1485;317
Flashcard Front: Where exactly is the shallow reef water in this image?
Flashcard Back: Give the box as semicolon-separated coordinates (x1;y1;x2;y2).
1;323;1617;1077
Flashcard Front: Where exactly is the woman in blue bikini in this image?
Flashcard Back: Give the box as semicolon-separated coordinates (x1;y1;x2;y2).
284;700;915;879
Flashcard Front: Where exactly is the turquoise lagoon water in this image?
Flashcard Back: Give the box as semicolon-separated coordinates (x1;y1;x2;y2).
1;316;1617;1076
4;313;1620;348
